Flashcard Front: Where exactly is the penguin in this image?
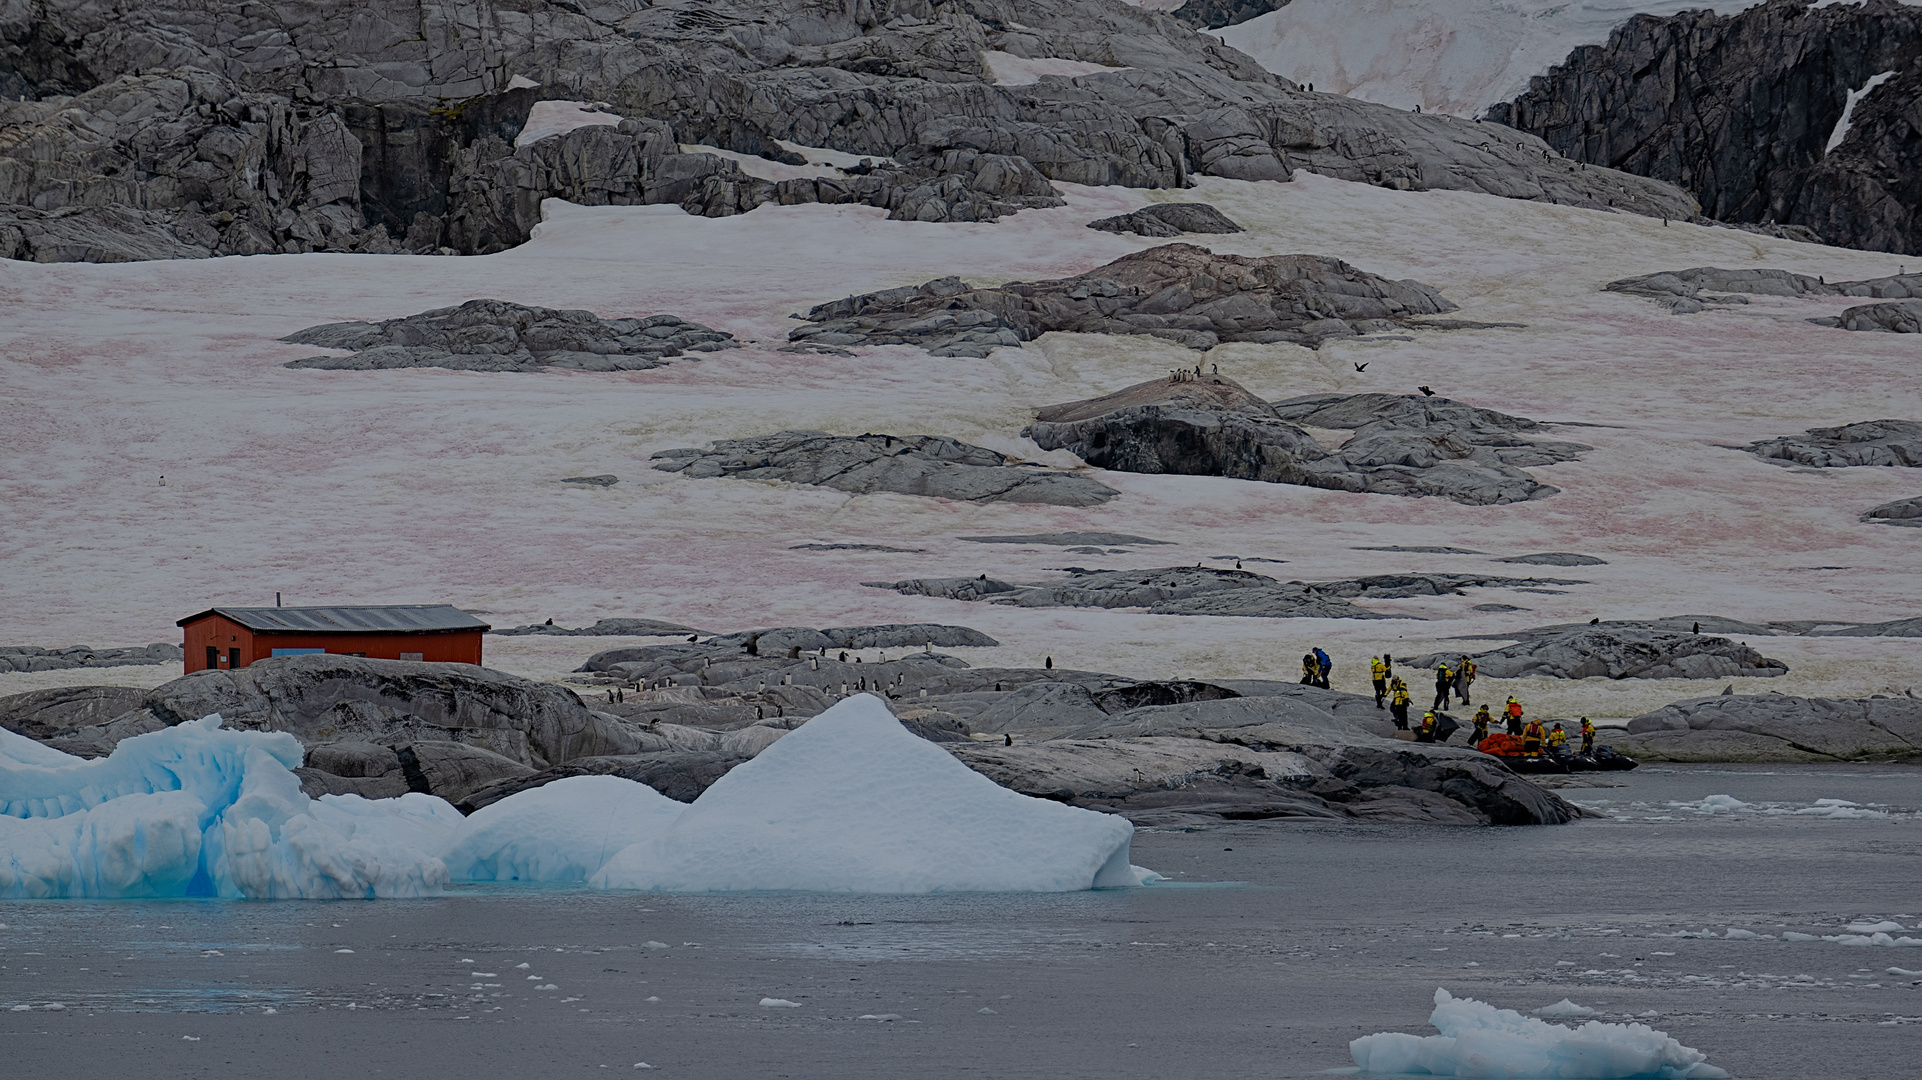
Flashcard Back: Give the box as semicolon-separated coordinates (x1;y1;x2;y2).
1045;656;1054;669
1003;734;1013;746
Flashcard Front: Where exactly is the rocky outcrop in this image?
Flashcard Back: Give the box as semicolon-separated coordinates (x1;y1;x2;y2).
790;244;1459;355
868;566;1584;619
1863;495;1922;526
492;617;708;637
1169;0;1289;30
1613;693;1922;763
1827;298;1922;333
650;431;1119;506
1087;201;1244;237
1495;552;1607;566
958;531;1171;546
1606;267;1922;316
2;0;1699;262
0;642;181;671
1025;382;1586;505
1748;420;1922;468
1411;628;1790;680
0;685;147;741
1491;0;1922;255
282;299;736;372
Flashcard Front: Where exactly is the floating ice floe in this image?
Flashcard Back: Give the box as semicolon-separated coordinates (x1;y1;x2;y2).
1532;998;1597;1018
590;694;1149;893
2;697;1152;898
0;718;451;899
442;776;686;882
1350;989;1729;1079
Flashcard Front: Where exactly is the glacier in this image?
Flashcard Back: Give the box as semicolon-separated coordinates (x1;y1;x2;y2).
589;694;1146;894
1;698;1150;898
1350;988;1730;1079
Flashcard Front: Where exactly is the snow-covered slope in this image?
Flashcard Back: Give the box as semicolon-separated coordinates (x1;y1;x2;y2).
1214;0;1767;115
4;164;1921;719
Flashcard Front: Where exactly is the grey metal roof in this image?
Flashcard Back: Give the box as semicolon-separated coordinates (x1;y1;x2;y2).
178;605;491;633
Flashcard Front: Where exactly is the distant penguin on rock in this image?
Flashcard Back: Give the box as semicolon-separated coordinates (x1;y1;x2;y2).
1045;656;1054;669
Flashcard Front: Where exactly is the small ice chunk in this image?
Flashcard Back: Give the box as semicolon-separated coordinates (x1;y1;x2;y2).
1889;967;1922;977
1782;933;1821;942
633;1063;656;1070
1352;989;1728;1079
41;1003;66;1011
760;998;801;1008
182;1036;200;1041
858;1013;902;1021
334;949;354;954
1724;929;1773;940
644;996;661;1003
644;941;670;949
1848;922;1908;934
978;1007;998;1014
1696;794;1749;813
537;984;558;991
1533;998;1595;1018
516;963;531;969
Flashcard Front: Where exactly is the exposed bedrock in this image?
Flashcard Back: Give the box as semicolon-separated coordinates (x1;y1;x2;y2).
1409;628;1790;680
0;685;148;741
867;565;1584;619
1492;0;1922;255
958;531;1171;546
1025;382;1588;505
792;244;1460;355
1748;420;1922;468
282;299;736;372
1087;201;1244;237
1606;267;1922;317
0;642;182;671
493;617;710;637
1168;0;1288;30
1613;694;1922;763
0;0;1700;261
1863;495;1922;527
1826;298;1922;333
650;431;1119;506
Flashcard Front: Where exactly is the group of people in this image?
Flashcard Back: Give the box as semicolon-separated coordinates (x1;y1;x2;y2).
1301;648;1601;758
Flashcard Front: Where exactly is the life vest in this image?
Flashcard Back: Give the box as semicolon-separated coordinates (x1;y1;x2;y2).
1521;720;1544;750
1580;719;1595;737
1370;658;1386;678
1392;686;1411;705
1547;728;1568;748
1505;700;1523;719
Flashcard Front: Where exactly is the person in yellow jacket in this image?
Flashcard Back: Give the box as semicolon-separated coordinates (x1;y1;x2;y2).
1521;717;1544;755
1546;722;1569;756
1300;653;1318;685
1455;658;1477;705
1416;711;1438;742
1504;696;1525;737
1470;704;1492;745
1371;655;1389;708
1432;662;1453;711
1580;717;1596;755
1389;679;1412;730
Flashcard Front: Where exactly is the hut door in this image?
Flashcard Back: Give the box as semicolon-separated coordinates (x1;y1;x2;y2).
229;647;241;669
205;646;218;670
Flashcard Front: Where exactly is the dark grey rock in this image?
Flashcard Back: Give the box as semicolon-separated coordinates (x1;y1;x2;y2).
493;618;707;637
1087;202;1244;237
1835;298;1922;333
1026;382;1587;506
1169;0;1288;30
0;642;182;673
1453;616;1787;640
650;431;1118;506
1809;617;1922;637
0;685;149;742
295;768;413;800
304;740;402;778
1410;628;1789;680
1492;0;1922;256
1496;552;1608;566
283;299;735;372
395;740;537;803
1471;603;1527;612
1749;420;1922;468
1615;693;1922;763
867;566;1583;620
1607;269;1922;322
792;244;1458;356
958;532;1172;546
561;474;618;486
1354;545;1486;554
3;0;1699;263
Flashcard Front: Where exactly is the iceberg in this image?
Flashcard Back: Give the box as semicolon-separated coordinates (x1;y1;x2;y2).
443;775;685;882
1351;988;1729;1079
0;717;455;899
590;694;1143;893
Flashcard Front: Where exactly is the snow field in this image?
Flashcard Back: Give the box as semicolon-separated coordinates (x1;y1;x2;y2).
4;170;1922;712
0;698;1148;898
1350;987;1729;1079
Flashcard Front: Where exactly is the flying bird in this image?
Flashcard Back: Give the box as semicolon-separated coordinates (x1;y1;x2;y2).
1418;385;1436;397
1353;362;1369;372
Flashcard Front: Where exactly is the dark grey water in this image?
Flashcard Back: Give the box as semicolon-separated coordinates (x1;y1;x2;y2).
3;765;1917;1080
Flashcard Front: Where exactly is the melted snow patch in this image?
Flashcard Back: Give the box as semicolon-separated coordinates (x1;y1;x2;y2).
983;51;1128;86
517;100;622;149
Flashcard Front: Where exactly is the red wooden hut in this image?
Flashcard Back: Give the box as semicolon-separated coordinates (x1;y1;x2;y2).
177;605;490;673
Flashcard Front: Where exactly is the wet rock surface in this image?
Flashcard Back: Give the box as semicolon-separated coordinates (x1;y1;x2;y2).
790;244;1459;356
282;299;736;372
1026;382;1587;505
1086;202;1244;237
0;642;182;672
3;0;1698;262
1492;0;1922;256
650;431;1119;506
1410;627;1790;680
867;566;1583;619
1748;420;1922;468
1613;694;1922;763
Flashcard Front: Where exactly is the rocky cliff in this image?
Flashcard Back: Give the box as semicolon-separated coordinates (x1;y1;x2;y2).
1;0;1695;262
1489;0;1922;254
